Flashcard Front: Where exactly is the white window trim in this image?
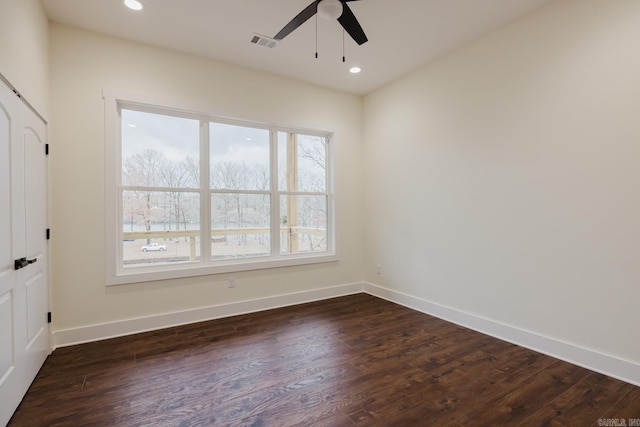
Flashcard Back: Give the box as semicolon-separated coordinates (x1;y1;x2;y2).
103;91;338;286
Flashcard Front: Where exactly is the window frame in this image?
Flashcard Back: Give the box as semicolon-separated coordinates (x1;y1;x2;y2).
104;93;337;286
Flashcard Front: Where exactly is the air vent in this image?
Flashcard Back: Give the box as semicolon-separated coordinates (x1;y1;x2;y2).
250;34;278;49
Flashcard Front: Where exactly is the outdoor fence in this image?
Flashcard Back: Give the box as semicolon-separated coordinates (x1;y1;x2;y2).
123;227;326;261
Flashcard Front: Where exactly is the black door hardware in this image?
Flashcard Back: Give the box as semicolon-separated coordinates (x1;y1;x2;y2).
14;257;37;270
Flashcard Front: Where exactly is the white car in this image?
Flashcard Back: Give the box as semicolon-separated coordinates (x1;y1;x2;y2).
141;242;167;252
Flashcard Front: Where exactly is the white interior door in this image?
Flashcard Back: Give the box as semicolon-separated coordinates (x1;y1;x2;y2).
0;79;49;427
0;77;20;427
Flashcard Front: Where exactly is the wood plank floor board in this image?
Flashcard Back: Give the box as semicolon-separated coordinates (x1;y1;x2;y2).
454;360;590;426
591;386;640;427
8;294;639;426
491;346;557;383
346;348;535;426
517;373;637;426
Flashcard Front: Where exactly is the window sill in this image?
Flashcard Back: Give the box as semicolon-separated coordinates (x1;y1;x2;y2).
106;253;339;286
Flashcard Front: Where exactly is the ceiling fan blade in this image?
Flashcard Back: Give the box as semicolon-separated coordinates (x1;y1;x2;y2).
274;1;320;40
337;2;368;45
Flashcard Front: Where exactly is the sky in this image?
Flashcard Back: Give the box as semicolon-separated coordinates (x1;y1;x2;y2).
121;108;270;167
121;108;326;191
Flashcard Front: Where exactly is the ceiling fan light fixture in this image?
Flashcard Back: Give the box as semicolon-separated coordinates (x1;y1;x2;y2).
317;0;343;20
123;0;144;11
349;66;362;74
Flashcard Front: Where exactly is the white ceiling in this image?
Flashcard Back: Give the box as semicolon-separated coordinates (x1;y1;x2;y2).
41;0;553;95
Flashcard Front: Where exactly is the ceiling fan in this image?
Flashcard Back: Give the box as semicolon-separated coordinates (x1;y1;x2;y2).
274;0;368;46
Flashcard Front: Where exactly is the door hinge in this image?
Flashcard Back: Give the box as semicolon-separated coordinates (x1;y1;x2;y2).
46;228;50;240
47;312;52;323
45;143;49;155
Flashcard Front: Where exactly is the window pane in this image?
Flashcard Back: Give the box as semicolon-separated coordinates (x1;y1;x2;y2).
280;195;327;254
211;193;270;259
122;191;200;266
210;123;270;191
122;109;200;188
278;132;327;192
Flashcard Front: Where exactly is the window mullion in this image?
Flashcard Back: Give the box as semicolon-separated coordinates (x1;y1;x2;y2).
210;189;271;196
201;120;211;263
270;129;280;256
326;135;333;253
121;187;201;194
116;106;124;274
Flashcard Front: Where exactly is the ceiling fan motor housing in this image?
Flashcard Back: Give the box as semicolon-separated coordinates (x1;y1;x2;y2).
318;0;343;20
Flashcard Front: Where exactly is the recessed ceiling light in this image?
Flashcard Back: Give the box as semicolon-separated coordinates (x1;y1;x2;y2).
349;67;362;74
124;0;144;11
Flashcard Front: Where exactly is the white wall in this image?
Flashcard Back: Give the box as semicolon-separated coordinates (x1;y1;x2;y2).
35;0;640;384
0;0;49;117
49;24;364;335
364;0;640;368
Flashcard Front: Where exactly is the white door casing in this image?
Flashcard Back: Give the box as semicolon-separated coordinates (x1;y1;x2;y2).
0;78;49;427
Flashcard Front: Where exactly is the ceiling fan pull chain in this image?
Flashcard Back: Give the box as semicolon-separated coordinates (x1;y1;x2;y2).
342;29;346;63
315;14;319;59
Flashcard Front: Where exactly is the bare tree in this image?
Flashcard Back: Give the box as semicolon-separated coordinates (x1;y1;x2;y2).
161;159;192;237
298;137;326;172
252;163;270;245
182;155;200;188
123;149;166;242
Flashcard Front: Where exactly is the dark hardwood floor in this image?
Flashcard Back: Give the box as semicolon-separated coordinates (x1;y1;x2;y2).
9;293;640;426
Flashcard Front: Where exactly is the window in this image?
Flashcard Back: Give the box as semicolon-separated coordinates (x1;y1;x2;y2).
210;123;271;259
106;99;335;285
277;132;329;255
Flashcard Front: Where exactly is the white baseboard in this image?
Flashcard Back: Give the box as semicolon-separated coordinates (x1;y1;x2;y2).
52;280;640;387
364;282;640;387
52;282;365;348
